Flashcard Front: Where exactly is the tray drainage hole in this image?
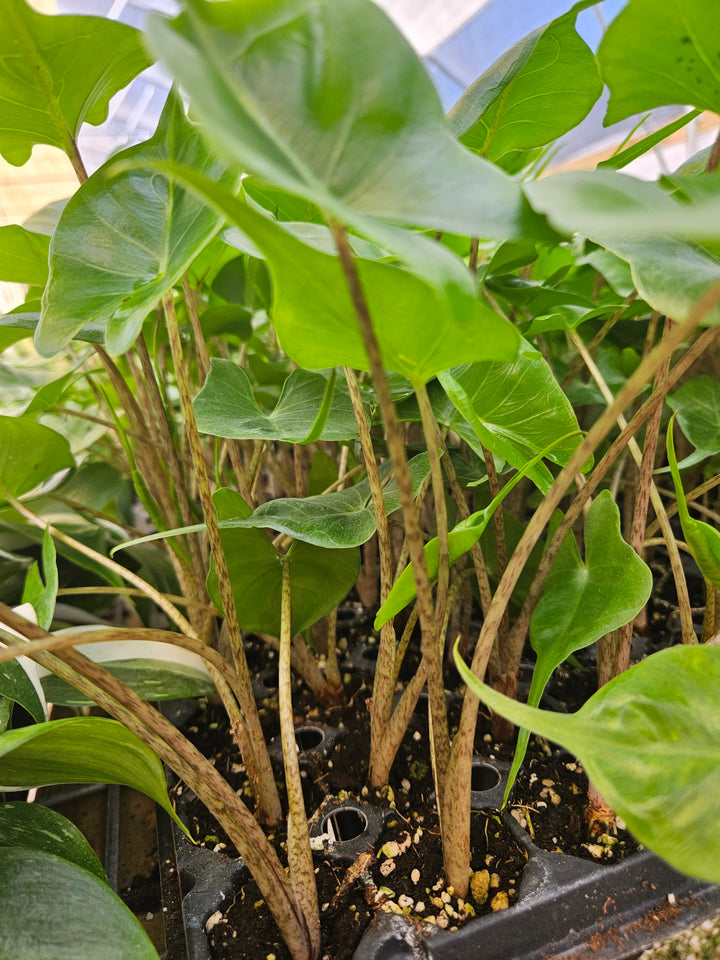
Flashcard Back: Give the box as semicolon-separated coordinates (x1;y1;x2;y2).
471;761;501;792
295;726;325;751
322;808;367;843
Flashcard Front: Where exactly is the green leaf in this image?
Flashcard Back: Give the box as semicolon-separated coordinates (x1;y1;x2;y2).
0;661;46;725
144;0;543;243
666;376;720;463
598;0;720;125
0;0;151;167
36;91;235;357
21;527;57;630
117;166;520;381
209;488;360;636
0;416;74;501
0;715;186;835
455;644;720;883
35;633;215;706
438;340;585;493
0;848;158;959
450;1;601;166
194;360;358;443
0;802;105;881
505;491;653;801
0;225;50;287
667;413;720;589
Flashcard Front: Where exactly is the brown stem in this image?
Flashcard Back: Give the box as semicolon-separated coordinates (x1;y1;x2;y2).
279;560;320;958
330;223;450;806
163;292;282;826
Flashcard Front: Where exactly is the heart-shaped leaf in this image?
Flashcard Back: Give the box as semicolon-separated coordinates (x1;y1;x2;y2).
209;488;360;636
450;1;601;166
0;802;105;881
505;490;653;800
455;644;720;884
0;848;158;959
194;361;358;443
0;416;74;501
667;413;720;589
144;0;543;243
36;91;235;357
0;0;151;167
598;0;720;124
0;715;186;835
438;340;585;493
666;376;720;466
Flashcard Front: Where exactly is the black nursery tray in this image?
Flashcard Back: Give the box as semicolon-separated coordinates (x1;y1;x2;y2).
155;744;720;960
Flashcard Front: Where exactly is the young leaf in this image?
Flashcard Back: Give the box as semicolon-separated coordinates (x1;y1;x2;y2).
0;802;105;882
598;0;720;124
438;340;586;493
144;0;543;242
194;361;358;443
374;435;580;629
450;1;601;166
455;644;720;884
0;0;151;167
208;488;360;636
666;376;720;464
0;660;46;725
0;416;74;501
21;526;57;630
667;413;720;589
36;91;236;357
0;848;158;960
506;491;653;801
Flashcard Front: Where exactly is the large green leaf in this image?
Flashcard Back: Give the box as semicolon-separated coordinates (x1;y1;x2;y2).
598;0;720;125
0;416;74;501
209;488;360;636
455;644;720;884
120;167;520;380
438;340;584;492
0;802;105;881
0;848;158;959
219;453;431;549
504;491;653;801
0;0;151;166
0;716;186;835
194;361;358;443
0;226;50;287
144;0;543;243
36;91;235;357
450;1;601;166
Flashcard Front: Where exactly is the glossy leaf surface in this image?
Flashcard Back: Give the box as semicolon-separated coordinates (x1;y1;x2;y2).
455;644;720;884
209;488;360;636
0;416;74;501
450;1;601;165
667;414;720;589
599;0;720;124
145;0;541;241
506;491;653;800
0;802;105;881
0;0;151;166
0;848;158;959
0;660;46;725
37;92;234;356
0;716;186;833
194;361;357;443
0;225;50;287
438;340;584;492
